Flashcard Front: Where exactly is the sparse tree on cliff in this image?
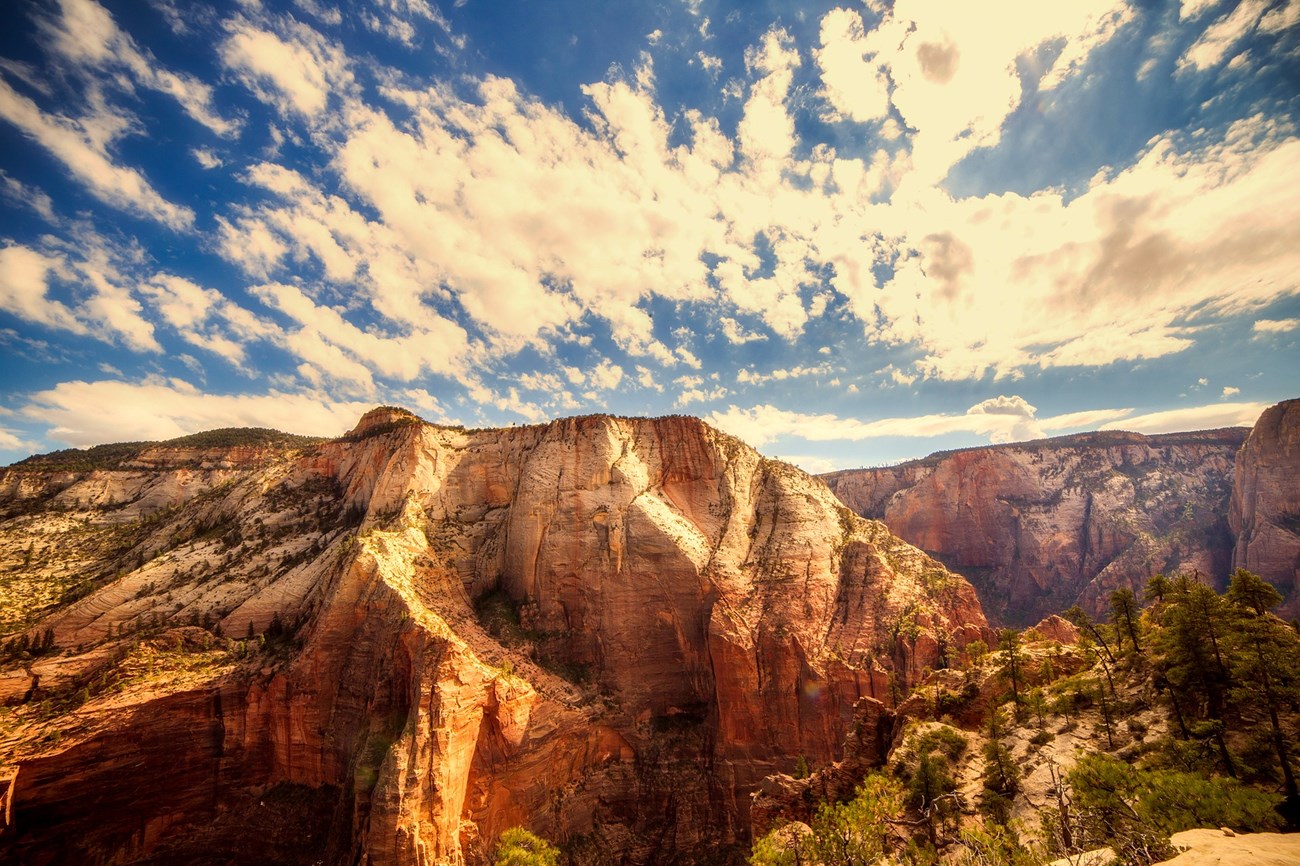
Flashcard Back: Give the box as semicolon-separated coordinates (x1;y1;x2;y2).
492;827;560;866
1109;588;1142;654
997;629;1024;710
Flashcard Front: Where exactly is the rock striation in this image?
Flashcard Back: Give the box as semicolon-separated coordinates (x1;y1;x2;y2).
0;411;988;865
824;428;1248;626
1231;398;1300;618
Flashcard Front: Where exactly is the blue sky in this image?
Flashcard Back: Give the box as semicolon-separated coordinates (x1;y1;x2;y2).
0;0;1297;471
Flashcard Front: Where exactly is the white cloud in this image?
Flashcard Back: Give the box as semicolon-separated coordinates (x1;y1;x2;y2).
0;170;57;221
0;78;194;229
0;245;85;333
850;117;1300;380
1100;401;1268;434
465;382;547;423
41;0;239;137
192;147;223;169
736;363;833;385
822;0;1134;187
1037;407;1135;431
1180;0;1220;21
221;16;352;117
1177;0;1269;73
966;394;1036;417
141;274;276;366
1222;385;1240;398
707;397;1151;449
0;427;28;451
719;316;767;344
814;8;891;124
635;365;663;392
1259;0;1300;33
517;372;564;393
1252;318;1299;334
588;359;625;390
22;377;374;447
697;53;723;75
775;453;843;474
251;281;468;385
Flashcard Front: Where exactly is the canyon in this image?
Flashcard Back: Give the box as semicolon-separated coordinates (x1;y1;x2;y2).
0;410;986;865
824;398;1300;626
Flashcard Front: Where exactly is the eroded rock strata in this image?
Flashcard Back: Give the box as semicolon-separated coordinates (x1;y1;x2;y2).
0;410;987;865
1231;398;1300;618
824;428;1247;626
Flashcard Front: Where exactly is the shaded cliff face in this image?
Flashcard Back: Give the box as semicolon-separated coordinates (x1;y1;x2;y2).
824;429;1247;626
0;411;986;865
1231;399;1300;617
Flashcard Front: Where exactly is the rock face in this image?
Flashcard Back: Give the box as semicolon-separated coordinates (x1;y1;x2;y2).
0;411;988;865
1231;399;1300;618
824;428;1248;626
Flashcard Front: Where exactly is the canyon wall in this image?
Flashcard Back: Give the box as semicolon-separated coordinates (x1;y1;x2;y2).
0;410;987;865
824;428;1247;626
1231;398;1300;618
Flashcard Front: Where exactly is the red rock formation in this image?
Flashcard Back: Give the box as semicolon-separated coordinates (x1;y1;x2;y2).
1231;399;1300;617
1029;614;1080;645
0;413;988;865
824;429;1248;626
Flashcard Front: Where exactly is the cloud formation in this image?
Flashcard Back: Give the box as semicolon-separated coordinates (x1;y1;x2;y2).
0;0;1295;461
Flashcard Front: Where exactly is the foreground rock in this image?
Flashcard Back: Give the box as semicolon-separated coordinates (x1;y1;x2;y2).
1158;828;1300;865
824;428;1247;626
0;410;988;865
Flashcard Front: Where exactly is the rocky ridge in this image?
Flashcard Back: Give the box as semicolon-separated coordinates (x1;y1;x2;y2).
1231;399;1300;618
0;409;988;865
824;428;1250;626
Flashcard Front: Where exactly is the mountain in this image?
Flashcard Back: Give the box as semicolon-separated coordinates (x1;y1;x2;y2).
1232;398;1300;617
0;409;987;865
824;399;1300;626
824;429;1245;626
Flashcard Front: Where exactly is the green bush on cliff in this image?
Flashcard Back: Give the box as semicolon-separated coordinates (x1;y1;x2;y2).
492;827;560;866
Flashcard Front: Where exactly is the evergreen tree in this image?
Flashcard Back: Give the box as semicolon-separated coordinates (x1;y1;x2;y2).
1151;575;1237;776
1224;570;1300;800
1109;588;1142;654
997;629;1023;709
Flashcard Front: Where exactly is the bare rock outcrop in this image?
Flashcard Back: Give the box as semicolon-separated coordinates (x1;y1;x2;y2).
824;429;1247;625
1230;398;1300;617
0;413;989;865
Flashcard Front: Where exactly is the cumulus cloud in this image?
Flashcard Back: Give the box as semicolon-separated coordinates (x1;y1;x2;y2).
0;240;164;351
221;15;352;117
817;0;1134;187
815;8;891;124
851;116;1300;380
0;244;85;333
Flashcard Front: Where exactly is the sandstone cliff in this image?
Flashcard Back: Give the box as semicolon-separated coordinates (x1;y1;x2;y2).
824;429;1247;626
0;409;987;865
1231;398;1300;618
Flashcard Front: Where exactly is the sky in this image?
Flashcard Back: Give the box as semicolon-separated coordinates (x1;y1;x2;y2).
0;0;1297;472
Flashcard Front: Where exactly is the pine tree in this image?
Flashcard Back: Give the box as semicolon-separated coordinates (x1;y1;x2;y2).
1109;588;1142;654
997;629;1024;709
1224;569;1299;800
